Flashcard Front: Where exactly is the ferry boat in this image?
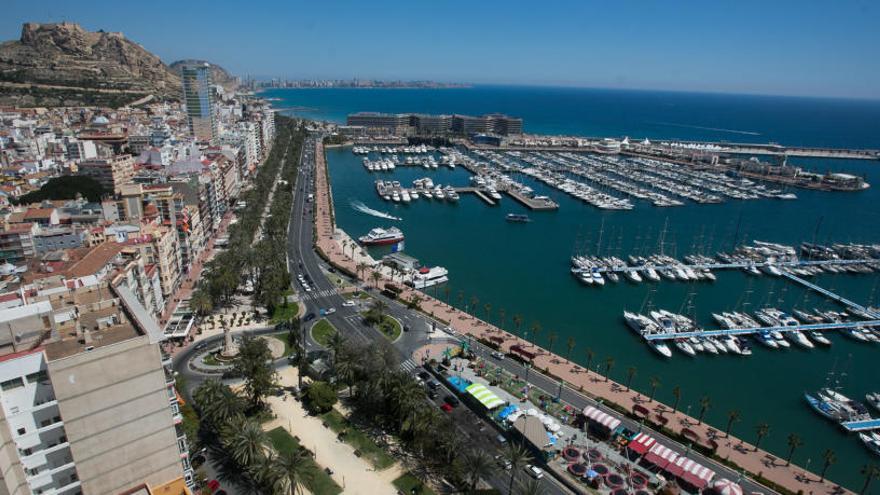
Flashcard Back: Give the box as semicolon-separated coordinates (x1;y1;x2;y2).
409;266;449;289
506;213;531;223
358;227;404;246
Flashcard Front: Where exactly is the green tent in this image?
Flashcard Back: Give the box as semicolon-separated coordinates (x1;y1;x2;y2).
465;383;505;410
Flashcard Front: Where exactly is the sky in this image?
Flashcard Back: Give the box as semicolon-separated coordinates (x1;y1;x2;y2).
3;0;879;99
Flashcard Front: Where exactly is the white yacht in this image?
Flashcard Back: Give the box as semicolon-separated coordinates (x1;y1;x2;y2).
410;266;449;289
623;311;673;358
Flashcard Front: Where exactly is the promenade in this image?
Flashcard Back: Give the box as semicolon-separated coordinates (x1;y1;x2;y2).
311;141;854;495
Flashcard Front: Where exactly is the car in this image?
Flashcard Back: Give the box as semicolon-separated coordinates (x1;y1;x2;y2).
342;300;356;307
440;403;453;413
490;351;505;360
207;480;221;491
403;324;410;332
427;390;439;399
494;454;512;470
444;395;459;407
525;465;544;479
304;313;316;322
496;434;508;445
418;371;431;381
427;380;440;390
304;286;312;292
325;308;336;315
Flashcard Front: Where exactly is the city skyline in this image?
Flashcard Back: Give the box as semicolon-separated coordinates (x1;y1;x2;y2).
2;0;879;99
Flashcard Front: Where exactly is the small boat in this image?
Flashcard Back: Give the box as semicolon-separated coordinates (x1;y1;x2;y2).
643;267;661;282
808;331;832;346
625;270;643;283
804;392;847;422
505;213;531;223
674;339;697;357
858;433;880;457
867;392;880;413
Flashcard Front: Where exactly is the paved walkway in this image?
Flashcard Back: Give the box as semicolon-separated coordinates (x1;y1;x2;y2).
265;367;402;495
311;141;852;495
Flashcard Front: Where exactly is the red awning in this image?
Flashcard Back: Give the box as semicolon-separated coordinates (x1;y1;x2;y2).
627;432;657;455
680;460;716;489
510;344;538;360
642;443;679;469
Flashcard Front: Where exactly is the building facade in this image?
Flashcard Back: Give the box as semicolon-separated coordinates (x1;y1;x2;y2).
181;64;217;144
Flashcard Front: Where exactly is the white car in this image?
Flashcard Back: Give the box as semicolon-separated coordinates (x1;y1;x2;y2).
525;465;544;479
325;308;336;315
342;300;356;307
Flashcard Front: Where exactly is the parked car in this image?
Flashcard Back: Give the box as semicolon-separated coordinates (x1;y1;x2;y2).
428;390;439;399
444;395;460;407
494;454;512;470
304;313;316;322
427;380;440;390
525;465;544;479
490;351;505;360
440;403;453;413
496;434;508;445
418;371;431;381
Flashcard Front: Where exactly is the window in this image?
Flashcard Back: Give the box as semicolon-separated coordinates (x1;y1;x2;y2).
17;427;25;435
1;377;24;391
26;371;48;384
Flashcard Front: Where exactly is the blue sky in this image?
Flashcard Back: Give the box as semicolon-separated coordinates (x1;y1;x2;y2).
3;0;879;99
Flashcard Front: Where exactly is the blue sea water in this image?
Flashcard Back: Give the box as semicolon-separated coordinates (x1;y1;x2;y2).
267;86;880;491
264;85;880;148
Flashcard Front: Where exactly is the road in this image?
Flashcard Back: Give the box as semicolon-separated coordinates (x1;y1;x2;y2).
287;133;571;495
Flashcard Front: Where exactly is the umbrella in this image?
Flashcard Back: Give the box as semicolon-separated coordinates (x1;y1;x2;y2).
712;478;743;495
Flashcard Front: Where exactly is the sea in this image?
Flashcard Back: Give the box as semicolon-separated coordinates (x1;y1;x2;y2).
264;86;880;490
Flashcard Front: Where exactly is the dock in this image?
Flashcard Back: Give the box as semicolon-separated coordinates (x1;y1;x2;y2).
779;270;880;318
574;258;877;274
503;187;559;210
841;418;880;432
643;319;880;340
455;187;496;206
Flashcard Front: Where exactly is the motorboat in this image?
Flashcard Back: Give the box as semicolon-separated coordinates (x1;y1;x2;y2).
622;311;673;358
358;227;404;246
858;432;880;457
409;266;449;289
866;392;880;413
625;270;643;283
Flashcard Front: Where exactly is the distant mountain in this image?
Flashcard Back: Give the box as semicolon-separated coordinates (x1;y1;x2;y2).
170;59;237;90
0;22;181;107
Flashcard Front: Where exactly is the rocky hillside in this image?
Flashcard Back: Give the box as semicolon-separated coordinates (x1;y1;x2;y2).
0;22;181;107
170;59;237;91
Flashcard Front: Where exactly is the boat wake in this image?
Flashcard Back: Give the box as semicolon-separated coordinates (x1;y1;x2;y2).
651;121;762;136
351;200;401;221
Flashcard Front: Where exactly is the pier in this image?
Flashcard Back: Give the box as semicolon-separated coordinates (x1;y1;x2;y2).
643;319;880;340
502;186;559;210
779;270;880;318
455;187;496;206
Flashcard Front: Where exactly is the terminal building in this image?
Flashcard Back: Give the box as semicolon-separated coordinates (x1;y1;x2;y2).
346;112;522;136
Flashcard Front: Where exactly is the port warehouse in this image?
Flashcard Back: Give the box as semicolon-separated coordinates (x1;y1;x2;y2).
346;111;523;136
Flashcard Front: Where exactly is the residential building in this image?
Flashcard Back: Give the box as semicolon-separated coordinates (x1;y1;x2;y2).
76;155;135;195
181;64;217;143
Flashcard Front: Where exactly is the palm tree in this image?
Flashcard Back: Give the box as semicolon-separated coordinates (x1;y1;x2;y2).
529;321;541;344
671;386;682;413
546;332;558;355
444;286;451;306
820;449;836;482
469;296;479;317
457;290;465;310
271;448;313;495
625;366;637;391
584;348;595;373
565;337;576;362
341;239;349;258
754;423;770;452
484;303;492;323
785;433;803;466
190;289;214;317
355;262;368;280
697;395;711;424
725;410;741;437
194;380;244;430
326;331;347;366
498;307;507;331
463;449;496;492
513;314;524;336
860;464;879;495
504;442;534;495
370;270;381;287
226;420;268;467
603;356;615;382
521;478;548;495
648;376;660;402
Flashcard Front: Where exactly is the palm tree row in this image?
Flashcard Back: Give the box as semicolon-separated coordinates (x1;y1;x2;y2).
193;380;313;494
330;338;498;490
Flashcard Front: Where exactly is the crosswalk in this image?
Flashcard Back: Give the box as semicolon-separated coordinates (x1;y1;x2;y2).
296;288;338;301
400;358;418;373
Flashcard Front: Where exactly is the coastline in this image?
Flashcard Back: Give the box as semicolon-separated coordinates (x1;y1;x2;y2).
310;139;853;495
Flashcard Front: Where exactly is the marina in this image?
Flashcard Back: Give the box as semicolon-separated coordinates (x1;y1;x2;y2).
297;85;880;491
